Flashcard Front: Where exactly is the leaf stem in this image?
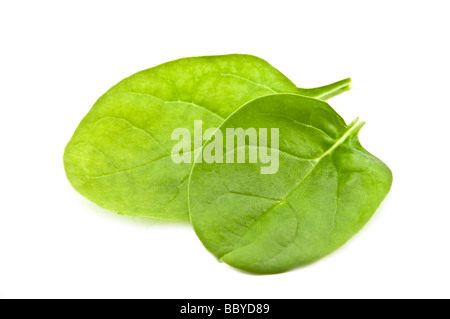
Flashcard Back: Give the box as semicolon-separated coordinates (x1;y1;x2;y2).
314;118;365;162
298;77;353;100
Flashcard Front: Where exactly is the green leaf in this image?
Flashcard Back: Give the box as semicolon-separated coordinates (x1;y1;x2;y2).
188;94;392;274
64;54;352;220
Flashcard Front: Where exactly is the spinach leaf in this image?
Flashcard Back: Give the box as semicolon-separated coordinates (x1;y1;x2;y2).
64;55;352;220
188;94;392;274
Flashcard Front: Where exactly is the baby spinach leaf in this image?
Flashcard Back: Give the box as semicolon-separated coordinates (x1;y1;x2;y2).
64;55;352;220
188;94;392;274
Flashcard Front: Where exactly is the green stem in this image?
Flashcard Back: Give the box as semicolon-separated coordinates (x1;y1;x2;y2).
297;77;353;100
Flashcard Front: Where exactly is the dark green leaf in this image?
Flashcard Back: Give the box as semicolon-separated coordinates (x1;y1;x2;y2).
189;94;392;274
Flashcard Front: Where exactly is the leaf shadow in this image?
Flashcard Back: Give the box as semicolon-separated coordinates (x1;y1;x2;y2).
72;193;191;228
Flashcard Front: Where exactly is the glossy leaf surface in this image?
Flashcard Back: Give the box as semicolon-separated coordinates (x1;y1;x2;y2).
189;94;392;273
64;55;352;220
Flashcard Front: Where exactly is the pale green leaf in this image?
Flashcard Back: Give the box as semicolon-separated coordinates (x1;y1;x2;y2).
64;55;352;220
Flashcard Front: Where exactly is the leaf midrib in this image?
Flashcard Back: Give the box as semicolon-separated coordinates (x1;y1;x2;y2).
220;119;364;258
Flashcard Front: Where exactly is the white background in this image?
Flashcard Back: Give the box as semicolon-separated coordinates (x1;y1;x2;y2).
1;0;449;299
